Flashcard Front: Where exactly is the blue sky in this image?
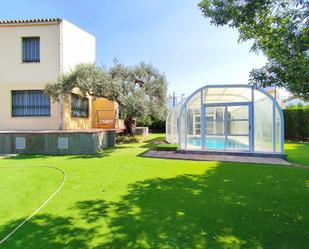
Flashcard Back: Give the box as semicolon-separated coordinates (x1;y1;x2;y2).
0;0;266;96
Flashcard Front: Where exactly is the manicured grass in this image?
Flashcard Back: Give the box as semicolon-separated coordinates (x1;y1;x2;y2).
156;143;178;150
285;142;309;166
0;134;308;248
0;167;62;231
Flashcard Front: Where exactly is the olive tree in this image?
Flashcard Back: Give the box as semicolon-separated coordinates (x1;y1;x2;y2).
45;62;167;135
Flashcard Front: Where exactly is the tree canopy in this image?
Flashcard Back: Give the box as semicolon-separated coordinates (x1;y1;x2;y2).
44;62;168;120
198;0;309;100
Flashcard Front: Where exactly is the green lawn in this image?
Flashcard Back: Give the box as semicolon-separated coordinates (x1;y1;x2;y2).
285;142;309;166
0;134;308;249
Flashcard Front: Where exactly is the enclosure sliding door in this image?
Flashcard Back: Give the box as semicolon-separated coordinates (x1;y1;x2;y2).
204;103;251;151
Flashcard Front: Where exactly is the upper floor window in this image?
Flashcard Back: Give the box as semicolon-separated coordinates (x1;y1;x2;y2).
71;94;89;118
22;37;40;63
12;90;51;117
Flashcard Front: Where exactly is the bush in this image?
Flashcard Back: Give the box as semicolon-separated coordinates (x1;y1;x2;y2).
116;135;140;144
137;115;166;133
284;108;309;141
137;115;153;127
150;118;166;133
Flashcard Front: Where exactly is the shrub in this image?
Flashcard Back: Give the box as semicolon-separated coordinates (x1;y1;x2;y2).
137;115;153;127
137;115;166;133
284;108;309;141
116;135;140;144
151;118;166;133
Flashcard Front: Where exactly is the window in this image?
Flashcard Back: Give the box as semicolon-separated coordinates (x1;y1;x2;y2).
71;94;89;118
22;37;40;62
12;90;51;117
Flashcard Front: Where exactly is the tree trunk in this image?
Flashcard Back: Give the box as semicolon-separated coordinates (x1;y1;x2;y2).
124;117;136;136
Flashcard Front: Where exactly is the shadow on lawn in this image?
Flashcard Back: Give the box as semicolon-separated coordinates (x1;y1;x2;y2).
0;214;94;249
140;135;166;149
68;145;131;160
1;145;131;161
76;163;307;249
2;154;56;160
1;163;307;249
137;135;166;157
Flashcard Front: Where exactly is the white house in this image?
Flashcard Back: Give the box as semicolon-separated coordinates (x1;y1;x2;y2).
0;18;119;131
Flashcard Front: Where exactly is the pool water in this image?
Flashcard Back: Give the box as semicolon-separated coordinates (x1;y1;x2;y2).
188;137;248;150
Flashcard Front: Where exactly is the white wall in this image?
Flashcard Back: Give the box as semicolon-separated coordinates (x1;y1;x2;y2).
0;20;96;131
61;20;96;73
60;20;96;129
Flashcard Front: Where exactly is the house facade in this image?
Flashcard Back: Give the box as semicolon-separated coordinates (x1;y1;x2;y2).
0;18;119;131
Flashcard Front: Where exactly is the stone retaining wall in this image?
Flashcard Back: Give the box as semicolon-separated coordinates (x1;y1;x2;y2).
0;130;116;155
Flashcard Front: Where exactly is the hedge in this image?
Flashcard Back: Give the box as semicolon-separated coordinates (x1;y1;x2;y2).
284;108;309;141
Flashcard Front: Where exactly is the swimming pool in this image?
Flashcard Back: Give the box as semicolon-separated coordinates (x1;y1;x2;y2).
187;136;248;150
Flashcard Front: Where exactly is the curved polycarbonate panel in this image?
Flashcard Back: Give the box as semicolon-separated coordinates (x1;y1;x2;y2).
168;84;284;154
254;89;273;152
166;100;186;144
204;87;252;103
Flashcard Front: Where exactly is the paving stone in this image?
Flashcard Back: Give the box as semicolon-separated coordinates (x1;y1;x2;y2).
143;150;292;165
146;151;157;157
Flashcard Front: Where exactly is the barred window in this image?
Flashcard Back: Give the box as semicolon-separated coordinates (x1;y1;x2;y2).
71;94;89;118
12;90;50;117
22;37;40;63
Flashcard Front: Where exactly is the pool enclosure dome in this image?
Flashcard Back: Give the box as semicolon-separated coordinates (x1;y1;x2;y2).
166;84;284;155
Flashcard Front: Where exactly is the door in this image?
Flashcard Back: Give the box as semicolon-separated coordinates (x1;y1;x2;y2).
204;103;251;151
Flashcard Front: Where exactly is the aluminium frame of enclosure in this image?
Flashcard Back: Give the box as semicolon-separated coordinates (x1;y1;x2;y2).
174;84;284;154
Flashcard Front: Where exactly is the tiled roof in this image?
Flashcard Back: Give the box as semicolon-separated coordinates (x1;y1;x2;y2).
0;18;62;24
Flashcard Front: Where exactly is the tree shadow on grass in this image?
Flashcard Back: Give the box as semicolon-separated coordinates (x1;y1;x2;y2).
136;135;166;157
1;162;307;249
74;163;309;249
74;200;110;223
67;145;131;160
0;214;94;249
140;136;166;149
1;145;131;161
2;154;57;160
